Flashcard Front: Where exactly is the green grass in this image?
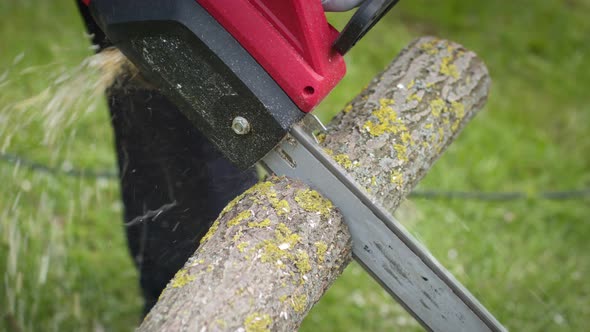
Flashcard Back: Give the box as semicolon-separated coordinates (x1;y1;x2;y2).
1;0;589;331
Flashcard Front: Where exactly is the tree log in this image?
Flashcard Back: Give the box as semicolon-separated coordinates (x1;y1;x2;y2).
138;37;490;331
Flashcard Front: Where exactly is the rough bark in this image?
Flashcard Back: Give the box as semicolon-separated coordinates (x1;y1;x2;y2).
138;37;490;331
322;36;490;213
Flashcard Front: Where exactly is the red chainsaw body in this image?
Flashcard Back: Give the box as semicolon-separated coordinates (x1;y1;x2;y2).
196;0;346;112
83;0;346;113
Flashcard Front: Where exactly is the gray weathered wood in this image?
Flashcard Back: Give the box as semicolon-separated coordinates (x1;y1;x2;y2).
138;36;490;331
321;36;490;213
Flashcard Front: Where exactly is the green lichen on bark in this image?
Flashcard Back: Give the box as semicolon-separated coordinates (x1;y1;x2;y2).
362;98;406;137
334;153;354;169
272;199;290;216
199;220;219;244
228;210;253;227
291;294;308;314
248;218;271;228
294;250;311;275
314;241;328;263
237;241;249;253
170;269;195;288
219;181;274;218
440;55;459;78
244;312;272;332
294;189;333;217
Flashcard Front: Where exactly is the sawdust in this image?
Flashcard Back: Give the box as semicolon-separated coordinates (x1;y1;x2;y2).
2;48;135;150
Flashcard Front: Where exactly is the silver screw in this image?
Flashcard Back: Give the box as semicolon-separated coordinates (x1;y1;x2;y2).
232;116;251;135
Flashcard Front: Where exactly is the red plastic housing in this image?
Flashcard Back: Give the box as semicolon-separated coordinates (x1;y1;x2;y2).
84;0;346;112
196;0;346;112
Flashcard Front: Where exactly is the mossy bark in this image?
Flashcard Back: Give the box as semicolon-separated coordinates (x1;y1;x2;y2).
138;36;490;331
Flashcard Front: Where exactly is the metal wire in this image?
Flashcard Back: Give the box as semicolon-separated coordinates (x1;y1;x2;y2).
2;151;588;201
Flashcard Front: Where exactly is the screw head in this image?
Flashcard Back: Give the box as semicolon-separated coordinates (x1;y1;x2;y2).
232;116;251;135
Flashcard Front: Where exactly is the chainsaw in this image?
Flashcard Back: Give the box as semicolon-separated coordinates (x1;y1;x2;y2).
84;0;506;330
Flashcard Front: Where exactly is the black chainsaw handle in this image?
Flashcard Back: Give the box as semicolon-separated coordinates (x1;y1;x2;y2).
334;0;402;54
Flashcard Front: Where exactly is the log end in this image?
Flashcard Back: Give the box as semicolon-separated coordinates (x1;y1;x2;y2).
140;176;352;331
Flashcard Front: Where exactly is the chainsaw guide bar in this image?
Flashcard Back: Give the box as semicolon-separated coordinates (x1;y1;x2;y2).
261;116;506;332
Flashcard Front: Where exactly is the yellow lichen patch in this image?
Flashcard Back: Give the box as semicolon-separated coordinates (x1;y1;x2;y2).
323;148;334;156
170;268;195;288
232;228;244;242
390;171;404;188
237;179;290;219
219;181;274;218
219;195;243;218
406;93;422;103
363;99;406;137
334;153;354;170
291;294;308;314
401;131;413;146
393;144;408;163
420;39;441;54
371;176;377;187
275;223;301;248
380;98;395;107
272;199;290;217
244;312;272;332
314;241;328;263
258;240;288;264
295;250;311;275
430;98;446;117
343;103;353;113
424;123;433;129
237;241;250;253
206;264;214;273
294;189;333;217
279;295;288;303
250;181;274;197
440;56;458;78
248;218;272;228
316;133;326;144
407;79;415;89
257;223;301;265
451;101;465;120
200;219;220;244
228;210;253;227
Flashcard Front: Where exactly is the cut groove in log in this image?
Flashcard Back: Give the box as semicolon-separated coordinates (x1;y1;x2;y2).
138;36;490;331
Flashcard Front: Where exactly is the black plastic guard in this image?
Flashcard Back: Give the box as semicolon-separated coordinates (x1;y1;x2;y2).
90;0;304;169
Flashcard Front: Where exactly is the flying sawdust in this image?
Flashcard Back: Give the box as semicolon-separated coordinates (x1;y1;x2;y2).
1;47;134;150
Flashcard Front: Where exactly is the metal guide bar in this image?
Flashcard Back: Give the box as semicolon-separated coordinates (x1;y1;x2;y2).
260;122;506;332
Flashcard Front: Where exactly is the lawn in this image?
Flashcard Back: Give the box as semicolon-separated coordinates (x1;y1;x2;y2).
1;1;589;331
